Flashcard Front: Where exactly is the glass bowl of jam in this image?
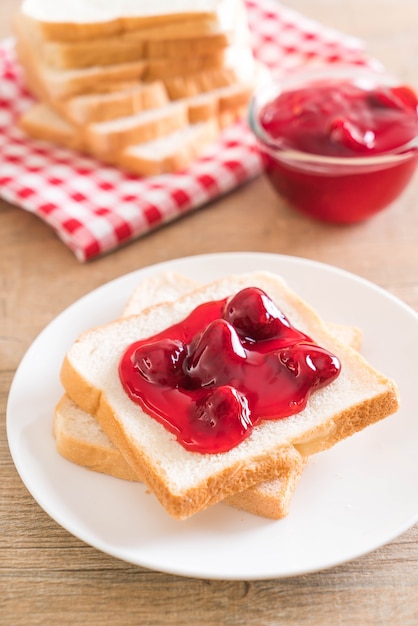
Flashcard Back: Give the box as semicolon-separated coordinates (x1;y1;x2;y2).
249;64;418;224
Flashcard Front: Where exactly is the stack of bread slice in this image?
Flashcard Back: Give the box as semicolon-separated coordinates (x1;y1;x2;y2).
15;0;266;176
56;270;400;520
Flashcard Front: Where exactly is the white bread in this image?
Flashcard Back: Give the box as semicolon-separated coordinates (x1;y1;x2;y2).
19;103;86;151
54;272;362;520
123;271;201;315
16;34;247;104
83;78;256;154
14;4;256;92
17;43;262;172
60;271;399;519
17;48;261;154
183;82;253;124
57;78;255;126
60;82;170;125
24;19;230;73
22;0;249;71
16;10;229;75
54;395;139;482
37;30;237;71
21;0;240;42
16;31;244;105
13;0;264;175
53;395;307;518
118;119;220;176
15;34;146;101
18;103;220;175
161;67;239;100
85;101;189;155
142;50;227;82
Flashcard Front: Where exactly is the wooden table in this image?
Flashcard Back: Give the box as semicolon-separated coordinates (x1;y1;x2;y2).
1;1;418;624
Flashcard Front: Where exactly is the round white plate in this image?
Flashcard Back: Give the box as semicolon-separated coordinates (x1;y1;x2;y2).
6;252;418;580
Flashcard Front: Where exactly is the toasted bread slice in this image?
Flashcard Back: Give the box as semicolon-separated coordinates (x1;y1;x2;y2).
60;271;399;519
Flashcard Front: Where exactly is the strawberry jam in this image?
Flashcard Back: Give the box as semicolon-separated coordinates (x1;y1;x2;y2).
119;287;341;454
251;69;418;223
260;81;418;157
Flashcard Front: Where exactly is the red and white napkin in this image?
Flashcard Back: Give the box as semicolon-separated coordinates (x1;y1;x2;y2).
0;0;375;261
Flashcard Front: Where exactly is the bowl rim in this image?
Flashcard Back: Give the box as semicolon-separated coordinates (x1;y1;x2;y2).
248;63;418;167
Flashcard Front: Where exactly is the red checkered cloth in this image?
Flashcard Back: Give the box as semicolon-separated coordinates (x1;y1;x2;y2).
0;0;376;261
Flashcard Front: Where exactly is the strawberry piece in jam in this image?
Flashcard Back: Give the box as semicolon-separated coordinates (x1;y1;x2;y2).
119;287;341;454
189;386;252;451
131;338;187;387
186;319;246;389
223;286;290;342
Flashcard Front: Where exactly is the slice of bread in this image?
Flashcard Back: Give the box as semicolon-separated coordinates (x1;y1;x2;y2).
53;272;362;520
60;271;399;519
161;67;239;100
53;395;308;519
15;27;147;101
60;82;170;125
54;395;139;482
19;103;86;151
123;271;201;314
84;101;190;155
142;50;228;82
18;103;220;175
23;0;249;71
21;0;238;43
183;82;253;124
39;31;234;71
118;119;220;176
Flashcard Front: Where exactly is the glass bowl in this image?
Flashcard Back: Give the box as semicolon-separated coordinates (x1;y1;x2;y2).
249;64;418;224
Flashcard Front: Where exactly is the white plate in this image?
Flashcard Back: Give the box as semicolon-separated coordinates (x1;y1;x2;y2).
6;252;418;580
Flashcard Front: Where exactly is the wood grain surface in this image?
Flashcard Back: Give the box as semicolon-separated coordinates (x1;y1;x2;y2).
1;1;418;624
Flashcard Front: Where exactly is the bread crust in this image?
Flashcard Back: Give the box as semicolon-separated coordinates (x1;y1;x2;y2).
25;7;231;43
41;32;233;71
54;393;307;518
224;460;308;519
54;397;139;481
62;82;170;125
293;389;399;456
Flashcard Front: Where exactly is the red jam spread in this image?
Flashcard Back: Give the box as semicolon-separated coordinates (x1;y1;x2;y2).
119;287;341;454
257;78;418;223
260;80;418;157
